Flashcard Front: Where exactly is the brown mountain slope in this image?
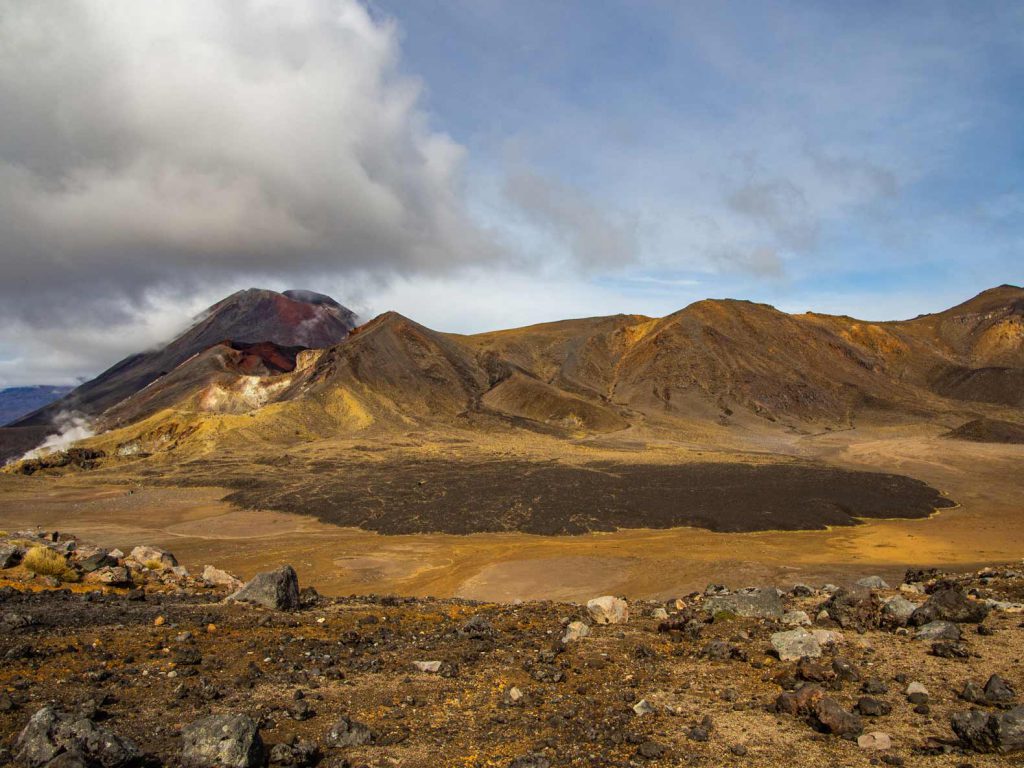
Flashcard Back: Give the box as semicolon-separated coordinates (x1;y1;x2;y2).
901;283;1024;367
7;285;1023;468
8;288;356;428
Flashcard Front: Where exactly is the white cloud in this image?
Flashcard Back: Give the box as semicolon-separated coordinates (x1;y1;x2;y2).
0;0;498;322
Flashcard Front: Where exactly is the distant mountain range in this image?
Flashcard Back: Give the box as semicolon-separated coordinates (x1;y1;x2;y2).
2;284;1022;463
0;386;73;426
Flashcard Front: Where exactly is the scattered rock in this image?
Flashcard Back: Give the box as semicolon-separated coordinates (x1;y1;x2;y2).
561;621;590;643
83;566;130;586
75;551;118;574
1;545;25;569
881;596;917;626
911;586;990;625
931;640;970;659
326;717;373;748
229;566;300;611
128;545;178;569
771;628;821;661
460;614;495;638
812;697;863;737
703;588;784;619
856;697;891;717
823;587;880;632
202;565;242;590
915;620;961;641
268;737;318;767
509;755;552;768
857;731;892;750
783;610;811;626
181;713;264;768
632;699;655;715
586;596;629;624
856;576;890;590
962;675;1017;708
905;682;929;704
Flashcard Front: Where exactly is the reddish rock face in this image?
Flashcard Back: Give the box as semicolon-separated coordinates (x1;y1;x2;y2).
8;288;356;430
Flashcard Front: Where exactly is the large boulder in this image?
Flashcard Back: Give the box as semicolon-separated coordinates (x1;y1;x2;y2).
586;596;629;625
229;566;299;610
181;714;264;768
951;706;1024;754
703;588;784;620
561;621;590;643
911;586;990;625
15;706;140;768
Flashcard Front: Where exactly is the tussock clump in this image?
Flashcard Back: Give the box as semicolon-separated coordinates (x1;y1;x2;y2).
22;546;77;581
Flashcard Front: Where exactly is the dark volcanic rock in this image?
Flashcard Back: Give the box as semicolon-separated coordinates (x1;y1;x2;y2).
181;713;264;768
224;459;955;536
962;675;1017;708
230;566;299;611
910;586;990;625
812;697;863;738
325;716;373;747
823;587;880;631
77;551;118;573
951;706;1024;754
0;544;24;569
856;697;891;717
268;738;318;767
15;706;140;768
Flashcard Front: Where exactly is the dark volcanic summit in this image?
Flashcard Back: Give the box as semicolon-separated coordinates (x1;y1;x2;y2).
8;289;356;428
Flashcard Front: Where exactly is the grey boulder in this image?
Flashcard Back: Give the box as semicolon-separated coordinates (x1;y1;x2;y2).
180;713;264;768
914;620;961;641
703;588;784;619
229;566;299;610
325;716;373;748
15;706;140;768
951;706;1024;754
911;586;990;625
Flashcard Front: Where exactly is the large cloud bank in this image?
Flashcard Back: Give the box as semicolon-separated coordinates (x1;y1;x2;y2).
0;0;494;325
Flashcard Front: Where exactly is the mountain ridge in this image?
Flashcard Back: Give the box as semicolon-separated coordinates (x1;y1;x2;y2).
3;285;1023;464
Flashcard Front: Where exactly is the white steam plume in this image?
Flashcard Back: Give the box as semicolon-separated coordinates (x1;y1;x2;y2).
19;411;96;462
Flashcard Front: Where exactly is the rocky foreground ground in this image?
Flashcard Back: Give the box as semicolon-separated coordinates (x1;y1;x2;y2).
1;531;1024;767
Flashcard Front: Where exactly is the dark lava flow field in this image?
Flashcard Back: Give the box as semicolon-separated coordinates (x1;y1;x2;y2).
209;459;955;535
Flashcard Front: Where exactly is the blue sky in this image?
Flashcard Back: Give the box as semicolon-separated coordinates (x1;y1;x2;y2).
0;1;1021;384
369;0;1022;315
